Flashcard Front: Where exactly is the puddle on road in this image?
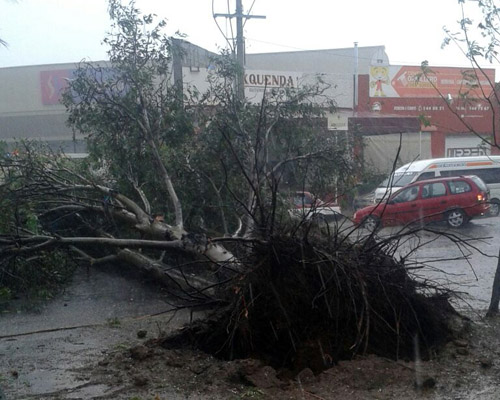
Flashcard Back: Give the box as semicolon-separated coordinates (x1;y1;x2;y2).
0;266;192;399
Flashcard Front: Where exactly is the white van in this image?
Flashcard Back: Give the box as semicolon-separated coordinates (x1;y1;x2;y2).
373;156;500;216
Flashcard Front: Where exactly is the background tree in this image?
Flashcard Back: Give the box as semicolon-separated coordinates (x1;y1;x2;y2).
423;0;500;316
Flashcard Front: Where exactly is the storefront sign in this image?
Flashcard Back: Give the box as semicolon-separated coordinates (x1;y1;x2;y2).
446;147;489;157
244;70;302;90
445;134;491;157
369;65;495;99
40;69;74;105
245;72;298;88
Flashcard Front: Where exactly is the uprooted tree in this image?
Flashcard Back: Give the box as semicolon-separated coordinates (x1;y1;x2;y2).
0;0;464;371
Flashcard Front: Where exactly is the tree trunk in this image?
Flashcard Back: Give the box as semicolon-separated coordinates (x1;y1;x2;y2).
486;247;500;317
115;249;215;294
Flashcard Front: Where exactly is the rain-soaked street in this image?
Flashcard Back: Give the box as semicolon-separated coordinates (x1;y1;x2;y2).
0;268;194;399
0;216;499;398
378;216;500;311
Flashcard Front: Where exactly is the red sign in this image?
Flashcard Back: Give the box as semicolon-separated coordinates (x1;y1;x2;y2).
369;65;495;98
40;69;74;105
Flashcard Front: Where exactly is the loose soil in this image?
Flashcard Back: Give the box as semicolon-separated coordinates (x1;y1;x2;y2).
75;311;500;400
3;309;500;399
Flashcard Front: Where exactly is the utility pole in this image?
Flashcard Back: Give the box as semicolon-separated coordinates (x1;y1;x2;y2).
353;42;359;114
235;0;245;100
214;0;265;101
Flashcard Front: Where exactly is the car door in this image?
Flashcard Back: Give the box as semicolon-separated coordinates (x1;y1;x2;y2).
446;179;475;211
419;181;448;221
384;185;421;225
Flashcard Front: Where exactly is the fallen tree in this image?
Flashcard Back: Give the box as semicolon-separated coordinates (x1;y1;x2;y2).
0;149;464;370
0;0;470;372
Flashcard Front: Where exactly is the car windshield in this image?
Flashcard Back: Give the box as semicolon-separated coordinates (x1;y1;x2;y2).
379;171;418;188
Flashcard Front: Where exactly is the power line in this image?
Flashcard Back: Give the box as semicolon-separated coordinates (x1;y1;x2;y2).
212;0;235;52
213;0;265;99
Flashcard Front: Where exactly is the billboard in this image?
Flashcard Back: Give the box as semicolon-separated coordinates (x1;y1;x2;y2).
40;69;75;105
40;67;121;106
369;65;495;98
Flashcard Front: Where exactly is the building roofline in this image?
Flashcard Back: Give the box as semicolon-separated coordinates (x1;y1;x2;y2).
0;60;109;70
247;45;385;57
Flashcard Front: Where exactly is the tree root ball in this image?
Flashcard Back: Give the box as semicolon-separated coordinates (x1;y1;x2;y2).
162;234;458;374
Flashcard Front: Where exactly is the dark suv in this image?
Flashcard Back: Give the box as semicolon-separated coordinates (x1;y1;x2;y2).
353;175;490;229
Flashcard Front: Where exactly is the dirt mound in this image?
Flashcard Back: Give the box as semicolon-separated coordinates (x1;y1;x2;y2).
161;232;458;374
78;311;500;400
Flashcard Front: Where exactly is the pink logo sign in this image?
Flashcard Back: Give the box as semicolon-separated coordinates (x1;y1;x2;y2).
40;69;74;105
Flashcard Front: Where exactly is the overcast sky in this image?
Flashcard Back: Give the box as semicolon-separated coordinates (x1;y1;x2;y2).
0;0;498;72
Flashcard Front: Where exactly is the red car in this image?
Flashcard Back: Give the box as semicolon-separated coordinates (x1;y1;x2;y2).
353;175;490;229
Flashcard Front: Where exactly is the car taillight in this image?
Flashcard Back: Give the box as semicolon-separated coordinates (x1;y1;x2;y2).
477;193;486;202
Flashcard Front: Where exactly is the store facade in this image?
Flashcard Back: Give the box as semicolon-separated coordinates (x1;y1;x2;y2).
359;65;499;158
2;41;497;174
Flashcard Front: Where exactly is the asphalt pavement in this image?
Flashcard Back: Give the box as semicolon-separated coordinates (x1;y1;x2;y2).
353;216;500;311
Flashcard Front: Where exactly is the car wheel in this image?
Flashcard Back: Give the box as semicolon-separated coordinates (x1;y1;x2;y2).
489;200;500;217
446;209;467;228
362;215;380;231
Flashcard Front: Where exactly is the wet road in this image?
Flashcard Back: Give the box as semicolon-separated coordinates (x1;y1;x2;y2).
0;217;499;398
0;268;193;399
402;217;500;311
349;216;500;311
0;267;175;337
